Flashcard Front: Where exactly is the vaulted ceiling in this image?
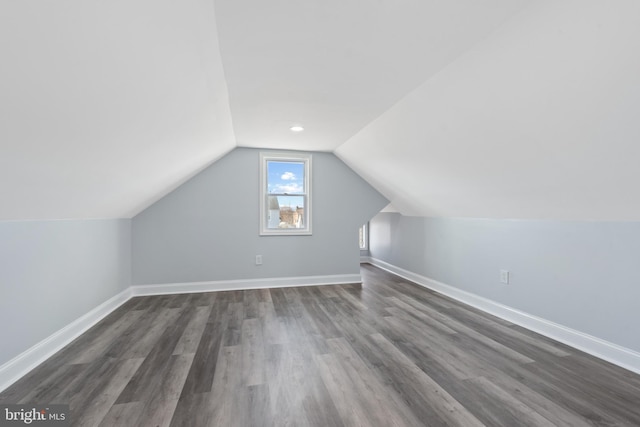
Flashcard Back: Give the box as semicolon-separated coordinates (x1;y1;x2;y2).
2;0;639;221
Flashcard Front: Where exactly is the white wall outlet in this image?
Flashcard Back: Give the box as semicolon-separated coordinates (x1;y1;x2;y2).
500;269;510;284
255;255;263;265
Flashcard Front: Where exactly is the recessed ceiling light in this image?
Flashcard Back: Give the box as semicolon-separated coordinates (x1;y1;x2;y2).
290;125;304;132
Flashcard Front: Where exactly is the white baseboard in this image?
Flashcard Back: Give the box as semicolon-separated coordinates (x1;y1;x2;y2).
131;274;362;296
0;288;133;393
0;273;361;392
366;257;640;376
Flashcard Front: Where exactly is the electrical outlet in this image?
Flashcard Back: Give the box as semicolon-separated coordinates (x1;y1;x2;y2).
255;255;262;265
500;269;509;284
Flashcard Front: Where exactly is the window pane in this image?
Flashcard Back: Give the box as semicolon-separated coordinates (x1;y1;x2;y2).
266;195;305;229
267;161;305;194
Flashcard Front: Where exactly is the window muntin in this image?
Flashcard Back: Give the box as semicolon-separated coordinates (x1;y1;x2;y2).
260;153;311;235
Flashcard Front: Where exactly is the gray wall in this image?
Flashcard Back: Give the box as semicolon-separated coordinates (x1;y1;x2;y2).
0;219;131;366
133;148;388;284
369;212;640;353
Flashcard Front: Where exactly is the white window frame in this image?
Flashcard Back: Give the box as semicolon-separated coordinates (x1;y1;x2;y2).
359;223;368;250
260;152;312;236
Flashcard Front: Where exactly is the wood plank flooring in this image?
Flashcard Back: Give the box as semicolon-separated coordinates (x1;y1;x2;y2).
2;264;640;426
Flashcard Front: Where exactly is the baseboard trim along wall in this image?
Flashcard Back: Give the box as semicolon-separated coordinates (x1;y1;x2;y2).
130;274;362;296
0;273;362;392
364;257;640;376
0;288;133;393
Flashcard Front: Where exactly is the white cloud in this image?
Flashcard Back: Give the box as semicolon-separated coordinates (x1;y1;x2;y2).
281;172;296;180
273;183;303;194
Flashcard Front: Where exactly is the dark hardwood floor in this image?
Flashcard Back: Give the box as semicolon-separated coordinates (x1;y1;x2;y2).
2;264;640;426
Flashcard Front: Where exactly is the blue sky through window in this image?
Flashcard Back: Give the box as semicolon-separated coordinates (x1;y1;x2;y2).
267;161;305;194
267;161;305;211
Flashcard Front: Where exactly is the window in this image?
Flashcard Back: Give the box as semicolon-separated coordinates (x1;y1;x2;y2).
260;152;311;235
359;223;368;250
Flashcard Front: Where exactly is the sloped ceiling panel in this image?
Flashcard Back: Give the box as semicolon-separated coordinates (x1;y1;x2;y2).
336;0;640;220
0;0;235;220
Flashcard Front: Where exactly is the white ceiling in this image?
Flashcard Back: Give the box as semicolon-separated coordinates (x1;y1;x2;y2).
2;0;640;221
215;0;528;151
336;0;640;220
0;0;235;220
